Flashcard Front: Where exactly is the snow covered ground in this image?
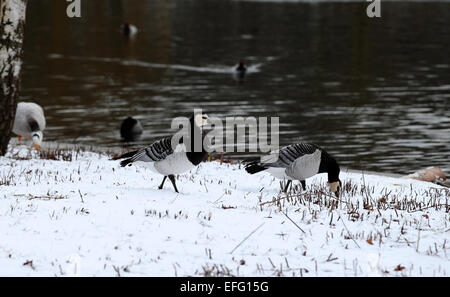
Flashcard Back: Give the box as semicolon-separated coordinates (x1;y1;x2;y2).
0;145;449;277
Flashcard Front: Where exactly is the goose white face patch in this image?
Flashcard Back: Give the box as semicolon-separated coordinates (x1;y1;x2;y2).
194;114;209;127
32;131;43;146
329;181;340;193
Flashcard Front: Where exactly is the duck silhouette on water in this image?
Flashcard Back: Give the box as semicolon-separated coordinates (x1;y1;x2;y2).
121;23;138;37
233;61;247;82
120;117;143;142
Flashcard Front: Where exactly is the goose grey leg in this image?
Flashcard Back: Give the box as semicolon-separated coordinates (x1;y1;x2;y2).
300;180;306;191
283;180;292;193
168;175;179;193
158;176;167;190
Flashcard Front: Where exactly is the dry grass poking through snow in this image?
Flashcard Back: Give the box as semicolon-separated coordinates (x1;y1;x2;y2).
0;145;449;276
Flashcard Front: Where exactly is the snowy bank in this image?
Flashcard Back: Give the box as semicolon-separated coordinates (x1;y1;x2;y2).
0;146;449;276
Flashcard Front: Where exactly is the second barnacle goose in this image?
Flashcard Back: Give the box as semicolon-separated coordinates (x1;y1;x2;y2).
12;102;46;150
114;113;209;193
244;143;342;197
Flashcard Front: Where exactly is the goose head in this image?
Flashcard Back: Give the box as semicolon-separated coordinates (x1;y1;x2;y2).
328;179;342;198
32;131;43;150
194;113;209;127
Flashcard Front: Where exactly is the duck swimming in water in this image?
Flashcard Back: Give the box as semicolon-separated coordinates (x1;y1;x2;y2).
120;117;143;141
121;23;138;37
234;61;247;81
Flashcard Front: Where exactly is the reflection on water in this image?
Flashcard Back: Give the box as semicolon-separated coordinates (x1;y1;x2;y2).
20;0;450;174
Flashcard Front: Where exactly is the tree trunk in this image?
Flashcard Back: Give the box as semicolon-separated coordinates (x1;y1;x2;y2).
0;0;27;156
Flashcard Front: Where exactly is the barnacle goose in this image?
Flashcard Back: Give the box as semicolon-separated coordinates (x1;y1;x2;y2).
244;143;342;197
121;23;138;37
12;102;46;150
114;113;209;193
120;117;143;141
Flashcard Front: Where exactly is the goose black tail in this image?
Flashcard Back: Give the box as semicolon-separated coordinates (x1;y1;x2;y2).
111;150;138;160
243;160;268;175
111;150;139;167
120;158;134;167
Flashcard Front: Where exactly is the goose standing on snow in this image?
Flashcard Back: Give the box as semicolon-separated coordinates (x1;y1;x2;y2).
244;143;341;197
120;116;143;141
121;23;138;37
114;113;210;193
12;102;46;150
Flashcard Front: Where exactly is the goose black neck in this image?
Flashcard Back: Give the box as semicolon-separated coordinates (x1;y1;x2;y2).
186;116;208;166
319;150;340;183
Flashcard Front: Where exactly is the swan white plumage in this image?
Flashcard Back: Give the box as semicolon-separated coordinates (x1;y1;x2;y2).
12;102;46;149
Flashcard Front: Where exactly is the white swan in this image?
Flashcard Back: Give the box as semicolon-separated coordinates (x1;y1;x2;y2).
12;102;46;149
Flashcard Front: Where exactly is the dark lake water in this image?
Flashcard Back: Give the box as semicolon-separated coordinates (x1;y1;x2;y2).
20;0;449;174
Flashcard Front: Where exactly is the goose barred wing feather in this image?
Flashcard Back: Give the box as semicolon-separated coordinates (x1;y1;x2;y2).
120;137;174;167
285;149;322;180
264;143;320;168
244;142;320;175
